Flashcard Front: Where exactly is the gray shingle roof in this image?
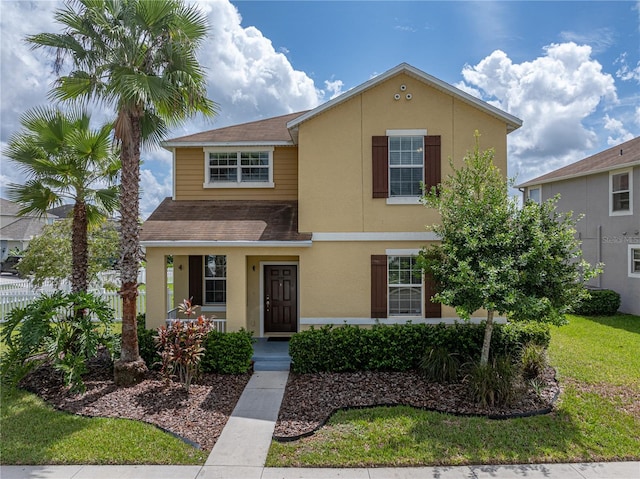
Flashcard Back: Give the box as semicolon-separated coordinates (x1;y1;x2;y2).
517;136;640;188
140;198;311;243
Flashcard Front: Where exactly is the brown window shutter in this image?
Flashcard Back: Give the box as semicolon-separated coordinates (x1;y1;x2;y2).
371;255;388;318
188;255;203;306
424;135;441;194
424;271;441;318
372;136;389;198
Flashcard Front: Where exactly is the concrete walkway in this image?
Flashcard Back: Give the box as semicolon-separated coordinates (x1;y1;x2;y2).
3;461;638;478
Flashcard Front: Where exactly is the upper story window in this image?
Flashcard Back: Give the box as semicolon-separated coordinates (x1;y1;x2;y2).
372;130;440;205
527;186;541;204
204;147;274;188
609;169;633;216
389;136;424;197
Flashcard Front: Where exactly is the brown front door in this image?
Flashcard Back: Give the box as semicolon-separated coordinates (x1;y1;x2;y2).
264;265;298;333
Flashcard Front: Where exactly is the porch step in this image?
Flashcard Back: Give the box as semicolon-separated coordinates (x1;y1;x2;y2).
253;358;291;371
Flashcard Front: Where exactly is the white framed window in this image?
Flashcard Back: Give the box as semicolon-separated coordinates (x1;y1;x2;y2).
630;245;640;278
609;169;633;216
204;147;274;188
388;255;423;317
204;255;226;304
389;135;424;197
528;185;541;204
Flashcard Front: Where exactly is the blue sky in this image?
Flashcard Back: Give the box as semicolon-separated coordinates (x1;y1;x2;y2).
1;1;639;218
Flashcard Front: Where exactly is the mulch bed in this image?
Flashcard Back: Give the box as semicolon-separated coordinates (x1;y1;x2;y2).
274;367;559;440
19;353;559;450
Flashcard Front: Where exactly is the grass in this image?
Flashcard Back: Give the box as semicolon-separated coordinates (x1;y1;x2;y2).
266;314;640;467
0;387;208;464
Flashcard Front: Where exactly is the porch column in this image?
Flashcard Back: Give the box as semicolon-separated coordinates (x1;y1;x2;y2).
144;248;167;330
225;250;247;332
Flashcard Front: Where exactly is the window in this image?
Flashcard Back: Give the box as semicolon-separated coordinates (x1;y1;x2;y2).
204;255;226;304
610;169;633;216
630;246;640;278
372;132;440;201
388;256;423;316
205;148;274;188
528;186;541;204
389;136;424;197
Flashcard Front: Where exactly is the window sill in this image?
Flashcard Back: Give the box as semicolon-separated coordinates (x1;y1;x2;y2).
609;210;633;217
201;305;226;313
386;196;422;205
203;182;275;189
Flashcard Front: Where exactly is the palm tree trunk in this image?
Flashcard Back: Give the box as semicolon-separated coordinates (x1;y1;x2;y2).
71;201;89;293
480;309;495;366
114;111;147;386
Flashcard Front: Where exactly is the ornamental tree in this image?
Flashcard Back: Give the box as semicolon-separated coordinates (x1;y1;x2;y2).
420;132;599;366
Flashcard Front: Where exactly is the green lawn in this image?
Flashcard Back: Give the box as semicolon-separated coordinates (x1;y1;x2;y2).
267;314;640;467
0;387;207;464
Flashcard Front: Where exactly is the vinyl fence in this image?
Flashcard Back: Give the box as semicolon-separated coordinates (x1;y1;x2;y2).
0;269;149;322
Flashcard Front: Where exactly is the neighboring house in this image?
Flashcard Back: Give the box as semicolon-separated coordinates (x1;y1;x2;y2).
517;137;640;316
0;198;57;261
141;63;522;334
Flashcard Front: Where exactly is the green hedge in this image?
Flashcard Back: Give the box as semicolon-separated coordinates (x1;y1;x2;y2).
289;322;550;373
573;289;621;316
201;329;254;374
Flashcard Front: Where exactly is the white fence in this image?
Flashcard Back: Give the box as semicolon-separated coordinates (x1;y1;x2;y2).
0;269;148;322
0;289;146;322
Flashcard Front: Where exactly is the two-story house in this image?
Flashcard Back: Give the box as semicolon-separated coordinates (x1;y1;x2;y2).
517;137;640;316
140;63;522;334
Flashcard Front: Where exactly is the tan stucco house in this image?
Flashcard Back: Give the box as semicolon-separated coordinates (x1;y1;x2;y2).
517;136;640;315
140;63;522;335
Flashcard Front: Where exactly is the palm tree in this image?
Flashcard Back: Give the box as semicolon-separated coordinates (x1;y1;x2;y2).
5;107;119;294
28;0;217;385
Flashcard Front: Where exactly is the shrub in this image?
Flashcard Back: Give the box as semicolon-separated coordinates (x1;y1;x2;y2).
0;291;117;392
201;329;254;374
465;355;521;407
520;342;548;380
155;317;212;393
419;346;460;383
573;289;621;316
289;321;550;374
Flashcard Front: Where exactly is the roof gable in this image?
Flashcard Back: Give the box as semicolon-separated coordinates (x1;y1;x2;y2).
287;63;522;135
517;136;640;187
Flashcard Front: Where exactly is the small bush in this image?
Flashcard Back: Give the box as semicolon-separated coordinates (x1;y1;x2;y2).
201;329;254;374
0;291;117;392
155;317;212;393
419;346;460;383
465;356;521;407
520;342;548;380
573;289;620;316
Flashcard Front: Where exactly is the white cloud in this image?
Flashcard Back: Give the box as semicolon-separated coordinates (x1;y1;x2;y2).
139;169;172;220
603;114;635;145
324;79;345;100
615;52;640;83
460;42;619;183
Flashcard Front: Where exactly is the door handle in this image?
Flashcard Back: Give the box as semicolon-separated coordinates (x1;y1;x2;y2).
265;295;270;311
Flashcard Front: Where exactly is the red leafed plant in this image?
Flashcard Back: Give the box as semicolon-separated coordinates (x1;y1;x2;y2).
155;314;212;393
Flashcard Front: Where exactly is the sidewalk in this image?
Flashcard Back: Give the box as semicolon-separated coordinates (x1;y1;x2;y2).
2;461;638;478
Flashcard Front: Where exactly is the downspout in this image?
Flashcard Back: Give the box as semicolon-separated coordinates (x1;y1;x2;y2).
597;225;602;288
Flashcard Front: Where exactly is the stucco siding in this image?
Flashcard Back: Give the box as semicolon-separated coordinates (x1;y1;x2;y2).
298;72;511;233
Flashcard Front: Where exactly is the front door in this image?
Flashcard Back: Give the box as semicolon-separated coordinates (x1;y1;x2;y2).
264;265;298;333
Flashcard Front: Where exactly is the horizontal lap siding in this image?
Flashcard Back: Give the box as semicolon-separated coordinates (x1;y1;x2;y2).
175;146;298;201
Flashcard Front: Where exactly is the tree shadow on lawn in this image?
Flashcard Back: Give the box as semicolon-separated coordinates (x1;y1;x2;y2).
581;313;640;336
